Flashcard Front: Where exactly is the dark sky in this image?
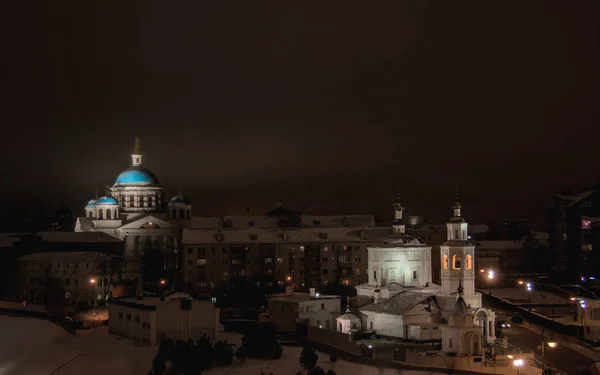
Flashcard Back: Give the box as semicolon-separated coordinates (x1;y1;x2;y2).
2;1;600;225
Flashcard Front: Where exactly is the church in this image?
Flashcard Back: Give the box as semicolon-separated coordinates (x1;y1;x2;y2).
350;197;496;343
74;138;192;293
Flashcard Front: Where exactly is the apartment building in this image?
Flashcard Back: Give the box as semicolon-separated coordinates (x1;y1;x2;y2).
17;251;124;307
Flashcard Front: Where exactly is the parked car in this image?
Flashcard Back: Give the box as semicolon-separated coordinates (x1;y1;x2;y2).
497;320;511;329
62;316;84;329
511;314;524;324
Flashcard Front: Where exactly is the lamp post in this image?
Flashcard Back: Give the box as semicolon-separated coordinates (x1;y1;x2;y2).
159;278;166;301
89;278;96;327
487;270;495;296
513;358;524;375
541;326;557;374
526;283;533;323
579;299;587;343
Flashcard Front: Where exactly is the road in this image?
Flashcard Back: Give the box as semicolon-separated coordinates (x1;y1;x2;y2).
493;308;595;375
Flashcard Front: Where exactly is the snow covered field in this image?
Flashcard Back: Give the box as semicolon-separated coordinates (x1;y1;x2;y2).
0;315;436;375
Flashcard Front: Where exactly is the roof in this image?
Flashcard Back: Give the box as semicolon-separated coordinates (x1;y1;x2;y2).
337;312;361;321
190;216;279;229
96;196;118;205
360;291;433;316
18;251;113;262
269;292;340;303
474;240;524;250
37;231;122;243
169;195;190;205
301;215;376;228
452;297;470;317
554;190;595;207
114;166;160;186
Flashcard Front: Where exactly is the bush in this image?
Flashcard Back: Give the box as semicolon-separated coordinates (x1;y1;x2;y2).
214;340;234;366
299;347;318;370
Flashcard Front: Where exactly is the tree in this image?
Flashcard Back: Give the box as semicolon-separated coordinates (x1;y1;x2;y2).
44;274;68;316
101;255;124;301
300;347;318;370
326;370;336;375
308;367;326;375
235;346;247;363
150;353;166;375
329;355;337;372
238;323;283;360
214;340;234;366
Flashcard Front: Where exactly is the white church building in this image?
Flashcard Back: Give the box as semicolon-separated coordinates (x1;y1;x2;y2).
349;198;496;343
74;138;192;293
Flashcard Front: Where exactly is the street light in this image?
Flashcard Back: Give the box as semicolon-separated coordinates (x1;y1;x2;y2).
89;278;97;327
513;359;524;375
579;299;587;343
541;326;558;374
487;270;495;296
526;283;533;322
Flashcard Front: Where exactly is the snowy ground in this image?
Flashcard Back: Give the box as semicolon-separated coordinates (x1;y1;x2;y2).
0;315;438;375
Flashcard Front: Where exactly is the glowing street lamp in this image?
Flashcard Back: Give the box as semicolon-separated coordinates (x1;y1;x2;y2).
487;270;495;295
89;278;97;327
513;359;524;375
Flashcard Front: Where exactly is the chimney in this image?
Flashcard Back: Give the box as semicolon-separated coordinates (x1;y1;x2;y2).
285;286;293;296
374;289;381;303
309;288;316;298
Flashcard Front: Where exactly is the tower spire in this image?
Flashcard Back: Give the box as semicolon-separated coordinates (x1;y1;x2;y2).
131;137;143;166
392;188;405;233
104;185;111;196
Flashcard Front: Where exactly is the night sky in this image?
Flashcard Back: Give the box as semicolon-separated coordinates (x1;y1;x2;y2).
2;1;600;226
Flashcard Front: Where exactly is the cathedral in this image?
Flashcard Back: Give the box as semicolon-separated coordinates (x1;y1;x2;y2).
352;197;496;343
75;138;192;292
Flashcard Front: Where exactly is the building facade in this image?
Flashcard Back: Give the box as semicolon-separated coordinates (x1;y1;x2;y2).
108;292;219;345
548;188;600;282
267;289;341;332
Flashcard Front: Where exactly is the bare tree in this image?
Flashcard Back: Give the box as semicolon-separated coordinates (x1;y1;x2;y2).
101;255;124;301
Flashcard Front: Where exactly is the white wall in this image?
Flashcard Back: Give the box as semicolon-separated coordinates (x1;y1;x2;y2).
364;313;404;337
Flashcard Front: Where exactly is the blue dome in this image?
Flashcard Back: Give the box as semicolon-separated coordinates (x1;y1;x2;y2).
96;196;118;205
86;199;97;207
169;196;190;204
114;167;160;186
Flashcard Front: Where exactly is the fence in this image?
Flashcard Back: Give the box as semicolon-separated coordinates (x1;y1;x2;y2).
307;326;370;357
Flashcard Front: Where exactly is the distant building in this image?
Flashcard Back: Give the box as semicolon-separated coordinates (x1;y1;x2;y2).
17;251;123;307
108;292;219;345
267;288;341;332
548;187;600;282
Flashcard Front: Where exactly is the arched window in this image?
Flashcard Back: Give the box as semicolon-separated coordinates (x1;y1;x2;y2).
187;210;191;219
466;255;472;269
179;209;185;219
114;209;118;219
455;229;459;239
106;209;111;219
462;230;467;239
88;211;92;218
171;209;176;219
452;255;461;269
449;338;453;348
442;255;448;269
98;210;103;219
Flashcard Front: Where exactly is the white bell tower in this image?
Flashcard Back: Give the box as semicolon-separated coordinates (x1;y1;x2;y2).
440;199;476;298
392;188;405;234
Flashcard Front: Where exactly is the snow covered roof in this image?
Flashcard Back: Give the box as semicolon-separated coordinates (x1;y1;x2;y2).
555;190;595;207
474;241;524;250
37;231;122;243
336;312;361;322
360;291;434;316
18;251;112;262
190;216;279;229
269;292;340;303
301;215;376;228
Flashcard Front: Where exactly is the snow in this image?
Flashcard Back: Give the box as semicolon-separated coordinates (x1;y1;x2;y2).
0;315;435;375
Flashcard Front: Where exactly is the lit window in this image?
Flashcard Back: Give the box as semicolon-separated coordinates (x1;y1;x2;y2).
453;255;461;269
465;255;472;269
442;255;448;269
197;259;207;265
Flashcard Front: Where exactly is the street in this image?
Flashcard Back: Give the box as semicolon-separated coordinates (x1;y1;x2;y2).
494;309;596;375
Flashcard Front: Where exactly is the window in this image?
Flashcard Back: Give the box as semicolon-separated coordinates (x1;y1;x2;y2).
264;258;273;264
355;268;360;275
211;259;216;265
222;260;228;265
187;248;193;254
135;316;140;323
197;259;207;265
449;338;453;348
453;255;461;269
354;257;361;263
412;270;417;280
65;278;70;285
222;248;228;253
188;260;194;265
466;255;472;269
322;269;328;275
322;258;328;264
582;200;592;208
321;303;325;309
442;255;448;269
127;314;132;321
74;279;78;286
66;262;69;269
118;312;123;319
231;259;242;265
